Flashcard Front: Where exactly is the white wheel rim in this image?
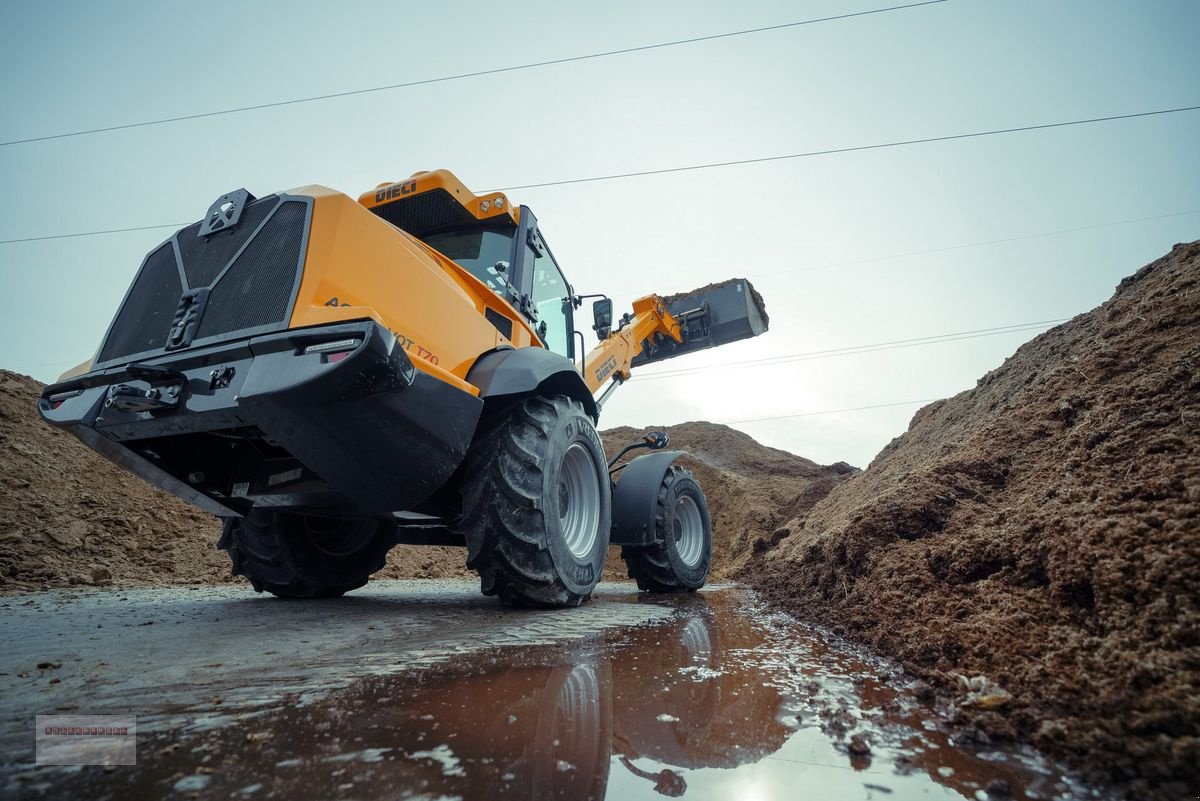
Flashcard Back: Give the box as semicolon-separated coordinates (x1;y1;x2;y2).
558;664;599;726
558;443;601;559
673;495;704;568
681;617;712;659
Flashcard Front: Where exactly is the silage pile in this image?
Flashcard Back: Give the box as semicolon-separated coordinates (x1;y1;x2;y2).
602;422;855;581
0;370;471;594
0;369;847;594
743;241;1200;799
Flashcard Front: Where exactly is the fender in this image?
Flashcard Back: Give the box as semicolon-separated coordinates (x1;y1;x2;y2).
610;450;686;546
467;346;599;420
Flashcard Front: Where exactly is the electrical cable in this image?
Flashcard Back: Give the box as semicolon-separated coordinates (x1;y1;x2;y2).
0;222;190;245
633;319;1068;381
3;116;1197;247
0;1;948;148
723;398;941;424
751;209;1200;279
493;105;1200;191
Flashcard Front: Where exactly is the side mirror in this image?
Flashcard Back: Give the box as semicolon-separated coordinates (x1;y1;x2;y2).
592;298;613;340
643;431;670;449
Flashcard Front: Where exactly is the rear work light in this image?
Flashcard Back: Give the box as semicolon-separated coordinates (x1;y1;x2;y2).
303;338;362;363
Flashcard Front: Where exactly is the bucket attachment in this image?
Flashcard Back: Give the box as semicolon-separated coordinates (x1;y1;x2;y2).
632;278;769;368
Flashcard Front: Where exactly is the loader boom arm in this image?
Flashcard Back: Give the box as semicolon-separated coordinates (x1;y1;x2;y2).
581;295;683;394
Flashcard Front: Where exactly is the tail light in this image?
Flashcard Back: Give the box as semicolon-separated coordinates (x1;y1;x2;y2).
302;338;362;363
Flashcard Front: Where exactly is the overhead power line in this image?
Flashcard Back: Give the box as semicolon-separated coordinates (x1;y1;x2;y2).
0;221;190;245
0;207;1193;254
753;208;1200;279
2;109;1197;248
0;1;947;148
6;318;1062;380
494;105;1200;191
723;398;940;424
634;319;1068;382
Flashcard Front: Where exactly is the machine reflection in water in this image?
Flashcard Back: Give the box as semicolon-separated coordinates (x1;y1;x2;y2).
36;589;1091;801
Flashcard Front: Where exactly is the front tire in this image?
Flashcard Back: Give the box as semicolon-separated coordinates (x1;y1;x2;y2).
219;511;393;598
621;465;712;592
461;395;611;607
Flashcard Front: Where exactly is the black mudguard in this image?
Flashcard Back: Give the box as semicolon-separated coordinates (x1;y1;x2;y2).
610;450;685;547
467;347;598;421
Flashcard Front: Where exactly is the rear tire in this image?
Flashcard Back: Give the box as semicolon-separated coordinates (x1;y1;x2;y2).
621;465;712;592
219;511;393;598
461;395;610;607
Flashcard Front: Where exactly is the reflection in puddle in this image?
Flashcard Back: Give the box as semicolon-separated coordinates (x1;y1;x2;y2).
20;588;1094;800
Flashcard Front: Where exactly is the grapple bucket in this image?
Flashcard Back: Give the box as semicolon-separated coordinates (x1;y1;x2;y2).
632;278;769;367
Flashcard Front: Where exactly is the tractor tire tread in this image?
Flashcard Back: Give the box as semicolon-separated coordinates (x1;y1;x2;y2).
220;512;391;599
462;395;595;608
621;465;708;593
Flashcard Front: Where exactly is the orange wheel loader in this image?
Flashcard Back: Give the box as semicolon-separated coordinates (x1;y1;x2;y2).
38;170;768;606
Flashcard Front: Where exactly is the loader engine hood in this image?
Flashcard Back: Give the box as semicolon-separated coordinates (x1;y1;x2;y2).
95;190;312;367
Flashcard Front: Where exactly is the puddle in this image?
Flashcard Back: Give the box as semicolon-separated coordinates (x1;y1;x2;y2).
11;588;1096;800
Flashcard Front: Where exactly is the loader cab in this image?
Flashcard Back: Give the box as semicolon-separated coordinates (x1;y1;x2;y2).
418;213;576;361
361;172;576;360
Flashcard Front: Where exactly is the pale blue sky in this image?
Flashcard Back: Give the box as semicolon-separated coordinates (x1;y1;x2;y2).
1;0;1197;466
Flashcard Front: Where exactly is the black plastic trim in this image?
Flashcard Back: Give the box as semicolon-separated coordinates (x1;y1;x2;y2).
467;346;598;421
484;307;513;340
609;450;685;546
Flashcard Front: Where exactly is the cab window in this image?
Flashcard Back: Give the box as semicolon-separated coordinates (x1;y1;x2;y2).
421;228;512;295
530;234;573;358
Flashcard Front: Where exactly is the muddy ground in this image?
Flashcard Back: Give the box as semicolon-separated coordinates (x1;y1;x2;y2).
742;241;1200;800
0;581;1089;800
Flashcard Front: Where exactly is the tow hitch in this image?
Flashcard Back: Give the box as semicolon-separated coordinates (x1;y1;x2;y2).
105;363;188;413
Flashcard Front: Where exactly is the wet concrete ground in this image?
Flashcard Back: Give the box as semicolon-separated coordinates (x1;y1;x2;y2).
0;580;1096;800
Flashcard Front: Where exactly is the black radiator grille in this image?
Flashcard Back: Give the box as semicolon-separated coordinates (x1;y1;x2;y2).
97;244;181;362
97;196;310;365
196;202;306;340
177;197;280;288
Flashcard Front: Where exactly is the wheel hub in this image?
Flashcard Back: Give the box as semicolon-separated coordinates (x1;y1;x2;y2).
673;495;704;568
558;443;601;559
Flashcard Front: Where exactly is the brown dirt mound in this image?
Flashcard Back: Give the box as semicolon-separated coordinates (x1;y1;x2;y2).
0;370;233;592
0;371;470;594
741;241;1200;800
0;373;845;594
601;422;855;581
